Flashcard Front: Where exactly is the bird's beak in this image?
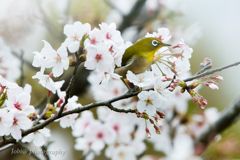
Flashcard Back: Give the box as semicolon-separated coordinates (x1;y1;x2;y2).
162;43;171;46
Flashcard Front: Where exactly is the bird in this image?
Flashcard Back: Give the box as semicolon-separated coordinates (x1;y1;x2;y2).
114;37;171;78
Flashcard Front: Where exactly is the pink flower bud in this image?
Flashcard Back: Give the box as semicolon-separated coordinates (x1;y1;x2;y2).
156;111;165;118
193;96;198;103
56;98;64;107
161;76;168;81
173;79;179;83
201;97;207;106
145;128;151;139
208;83;219;90
149;119;154;124
198;102;205;110
154;125;161;134
49;72;53;78
47;90;52;97
168;87;174;92
170;83;175;88
210;75;223;82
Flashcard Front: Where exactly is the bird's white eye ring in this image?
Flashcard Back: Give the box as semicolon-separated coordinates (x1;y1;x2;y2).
152;40;158;47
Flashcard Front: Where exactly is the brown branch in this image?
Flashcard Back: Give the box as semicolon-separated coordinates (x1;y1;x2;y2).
41;145;50;160
118;0;147;32
11;50;37;71
19;50;25;87
194;95;240;155
183;61;240;82
0;89;138;148
1;61;240;148
57;61;79;117
104;0;123;15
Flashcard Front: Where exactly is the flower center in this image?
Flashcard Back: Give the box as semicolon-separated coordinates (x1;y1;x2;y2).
118;152;125;158
157;35;163;41
97;132;103;139
13;118;18;125
109;45;114;53
106;32;112;40
56;54;61;62
113;124;119;131
95;54;102;62
90;37;97;44
14;102;22;110
138;75;145;83
72;34;78;41
145;98;153;106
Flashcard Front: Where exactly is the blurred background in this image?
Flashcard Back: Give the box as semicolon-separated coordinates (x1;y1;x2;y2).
0;0;240;159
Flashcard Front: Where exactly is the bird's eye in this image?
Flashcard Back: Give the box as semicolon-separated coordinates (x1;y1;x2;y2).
151;40;158;47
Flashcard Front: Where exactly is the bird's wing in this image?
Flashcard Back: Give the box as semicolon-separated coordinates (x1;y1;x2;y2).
122;55;136;68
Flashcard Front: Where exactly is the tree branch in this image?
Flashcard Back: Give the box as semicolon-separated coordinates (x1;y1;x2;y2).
183;61;240;82
194;95;240;154
57;60;79;117
104;0;123;15
11;50;37;71
1;61;240;148
118;0;147;32
19;50;25;87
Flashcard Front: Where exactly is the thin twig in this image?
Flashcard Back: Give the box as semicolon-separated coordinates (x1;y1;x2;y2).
11;51;37;71
195;64;212;75
41;145;50;160
20;50;25;87
57;54;80;117
36;0;62;40
183;61;240;82
0;143;14;152
1;61;240;148
34;104;49;125
118;0;147;32
104;0;123;15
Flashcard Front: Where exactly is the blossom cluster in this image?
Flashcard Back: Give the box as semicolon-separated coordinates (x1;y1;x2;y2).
0;19;224;160
0;75;33;140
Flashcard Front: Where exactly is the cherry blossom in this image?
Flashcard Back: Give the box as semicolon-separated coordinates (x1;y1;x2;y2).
99;22;124;46
63;21;91;53
101;72;122;88
0;108;13;136
74;137;97;160
154;77;172;98
126;71;154;88
84;121;116;153
41;41;69;77
8;111;33;140
84;43;114;72
32;71;56;94
7;92;35;114
72;111;95;137
106;144;137;160
84;28;102;47
137;91;163;116
57;96;80;128
22;128;51;147
145;28;172;42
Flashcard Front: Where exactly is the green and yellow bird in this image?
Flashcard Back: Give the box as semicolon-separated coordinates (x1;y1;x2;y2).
114;37;171;78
